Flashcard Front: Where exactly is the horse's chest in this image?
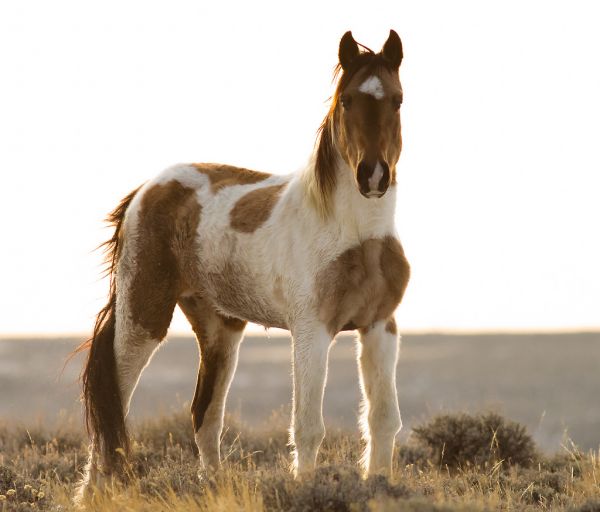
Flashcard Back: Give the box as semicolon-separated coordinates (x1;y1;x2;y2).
316;237;410;334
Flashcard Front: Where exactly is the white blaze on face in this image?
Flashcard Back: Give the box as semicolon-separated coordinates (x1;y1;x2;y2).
367;161;384;194
358;75;385;100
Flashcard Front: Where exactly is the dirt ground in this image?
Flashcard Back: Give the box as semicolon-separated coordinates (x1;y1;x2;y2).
1;331;598;451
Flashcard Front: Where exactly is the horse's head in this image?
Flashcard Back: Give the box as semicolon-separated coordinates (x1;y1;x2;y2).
332;30;403;199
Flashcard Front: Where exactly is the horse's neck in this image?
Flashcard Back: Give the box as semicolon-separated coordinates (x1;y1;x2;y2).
332;162;397;240
299;158;397;243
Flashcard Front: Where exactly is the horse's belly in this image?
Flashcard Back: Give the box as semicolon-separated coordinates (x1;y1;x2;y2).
202;260;288;329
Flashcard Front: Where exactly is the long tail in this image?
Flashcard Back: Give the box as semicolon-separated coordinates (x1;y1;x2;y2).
75;186;141;471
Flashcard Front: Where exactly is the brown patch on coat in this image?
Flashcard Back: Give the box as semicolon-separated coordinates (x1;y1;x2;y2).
190;349;218;432
316;236;410;335
193;163;271;192
178;294;247;431
230;184;285;233
380;236;411;319
385;317;397;335
129;181;202;339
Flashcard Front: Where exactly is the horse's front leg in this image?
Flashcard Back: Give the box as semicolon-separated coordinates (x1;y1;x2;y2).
357;317;402;477
289;323;332;476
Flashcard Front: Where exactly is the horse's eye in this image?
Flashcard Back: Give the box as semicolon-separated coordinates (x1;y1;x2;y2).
393;96;403;111
340;95;352;110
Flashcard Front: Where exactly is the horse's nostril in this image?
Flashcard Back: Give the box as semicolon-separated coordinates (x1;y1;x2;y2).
357;160;390;197
377;162;391;192
357;161;370;179
356;160;372;193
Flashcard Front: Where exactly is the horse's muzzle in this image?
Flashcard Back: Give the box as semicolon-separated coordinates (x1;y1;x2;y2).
356;160;390;198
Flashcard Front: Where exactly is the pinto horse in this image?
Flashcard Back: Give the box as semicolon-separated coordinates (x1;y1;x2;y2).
78;29;410;496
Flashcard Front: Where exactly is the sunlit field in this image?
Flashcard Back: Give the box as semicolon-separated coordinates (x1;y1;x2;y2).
1;408;599;511
2;334;600;451
2;3;600;510
1;333;599;510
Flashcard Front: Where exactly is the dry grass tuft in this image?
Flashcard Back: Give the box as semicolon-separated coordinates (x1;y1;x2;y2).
0;410;598;511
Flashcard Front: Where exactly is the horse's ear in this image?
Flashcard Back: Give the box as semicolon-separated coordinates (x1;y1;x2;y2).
339;31;359;71
382;29;403;69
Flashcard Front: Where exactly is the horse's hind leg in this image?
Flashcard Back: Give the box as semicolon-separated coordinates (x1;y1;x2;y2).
113;299;176;420
84;286;177;488
79;247;178;499
357;317;402;477
178;294;246;470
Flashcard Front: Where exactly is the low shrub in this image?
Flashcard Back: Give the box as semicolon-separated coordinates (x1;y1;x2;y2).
411;412;537;469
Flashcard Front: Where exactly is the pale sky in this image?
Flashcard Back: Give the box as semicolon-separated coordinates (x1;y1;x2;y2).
1;1;599;335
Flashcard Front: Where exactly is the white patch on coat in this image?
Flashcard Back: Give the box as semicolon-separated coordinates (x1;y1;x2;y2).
357;320;402;475
358;76;385;100
154;163;208;189
368;162;384;193
289;321;330;475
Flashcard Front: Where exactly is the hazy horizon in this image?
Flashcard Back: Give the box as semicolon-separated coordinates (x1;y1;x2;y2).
2;332;599;452
2;326;600;339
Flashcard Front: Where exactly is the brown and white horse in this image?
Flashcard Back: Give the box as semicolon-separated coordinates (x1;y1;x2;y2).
77;30;410;497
